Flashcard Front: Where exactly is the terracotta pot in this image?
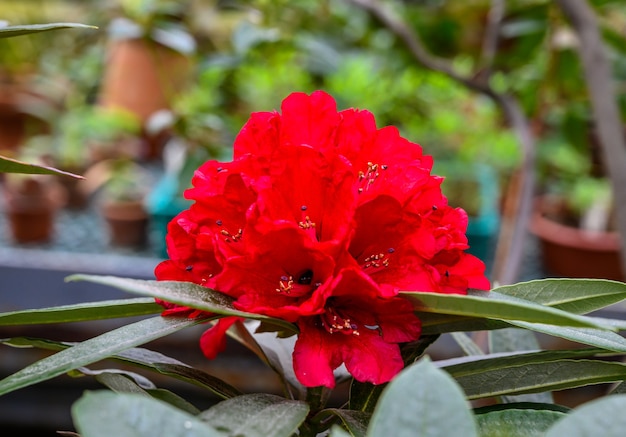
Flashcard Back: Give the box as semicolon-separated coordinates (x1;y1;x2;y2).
4;178;66;244
529;196;623;281
101;199;149;248
98;39;193;160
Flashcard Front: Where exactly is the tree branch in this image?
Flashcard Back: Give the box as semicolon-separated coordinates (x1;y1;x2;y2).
556;0;626;278
479;0;505;75
346;0;536;285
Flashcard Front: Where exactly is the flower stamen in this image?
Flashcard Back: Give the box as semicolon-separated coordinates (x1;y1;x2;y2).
298;215;316;230
276;275;294;293
357;161;386;194
219;227;243;243
362;250;392;270
321;308;360;336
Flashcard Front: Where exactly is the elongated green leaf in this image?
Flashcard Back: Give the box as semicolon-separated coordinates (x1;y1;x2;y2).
316;409;370;437
451;331;485;356
72;391;220;437
0;22;96;38
0;155;84;177
545;395;626;437
0;298;161;325
147;388;203;416
418;313;509;335
401;290;612;330
199;393;309;437
66;275;297;333
492;278;626;314
367;357;477;437
87;371;201;415
1;336;242;400
349;381;386;414
76;367;155;390
448;358;626;400
476;407;566;437
489;328;540;353
508;320;626;352
1;336;73;351
489;328;553;404
153;363;242;400
441;348;610;377
0;316;203;396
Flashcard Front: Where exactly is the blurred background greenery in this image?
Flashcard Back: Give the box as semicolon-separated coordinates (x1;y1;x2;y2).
1;0;625;278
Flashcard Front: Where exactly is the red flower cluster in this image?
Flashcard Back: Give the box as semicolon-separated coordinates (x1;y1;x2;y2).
155;91;490;388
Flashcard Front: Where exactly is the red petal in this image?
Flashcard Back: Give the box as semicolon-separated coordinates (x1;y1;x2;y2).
199;317;242;359
293;319;343;388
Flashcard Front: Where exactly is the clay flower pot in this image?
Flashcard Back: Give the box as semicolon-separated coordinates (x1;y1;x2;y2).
98;39;193;160
100;199;149;248
4;177;66;244
529;195;623;281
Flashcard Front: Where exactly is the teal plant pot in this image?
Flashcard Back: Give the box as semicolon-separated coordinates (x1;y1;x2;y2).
145;173;190;259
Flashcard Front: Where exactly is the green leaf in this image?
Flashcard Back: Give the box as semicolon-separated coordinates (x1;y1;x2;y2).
199;393;309;437
349;381;386;414
0;298;161;325
152;363;243;400
545;395;626;437
0;338;242;400
492;278;626;314
450;331;485;356
0;155;84;177
72;391;220;437
1;336;73;351
147;388;202;416
367;356;477;437
489;328;553;404
316;409;370;437
85;368;202;415
66;275;297;334
476;406;566;437
77;367;155;391
507;320;626;352
418;313;508;335
489;328;540;353
445;357;626;400
0;22;97;38
0;315;203;396
401;290;613;330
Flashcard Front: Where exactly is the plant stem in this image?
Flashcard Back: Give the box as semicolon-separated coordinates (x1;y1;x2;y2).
305;385;328;413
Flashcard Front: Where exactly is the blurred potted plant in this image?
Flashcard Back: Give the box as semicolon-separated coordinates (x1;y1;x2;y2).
20;105;142;209
97;0;197;160
530;133;622;280
2;166;66;244
85;157;153;249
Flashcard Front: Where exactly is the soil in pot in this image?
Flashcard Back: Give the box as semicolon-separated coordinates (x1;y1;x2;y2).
529;195;623;281
100;200;149;249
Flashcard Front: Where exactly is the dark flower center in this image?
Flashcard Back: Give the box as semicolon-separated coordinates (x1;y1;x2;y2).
297;269;314;285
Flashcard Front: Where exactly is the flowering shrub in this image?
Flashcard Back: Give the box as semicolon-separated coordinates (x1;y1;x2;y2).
2;88;626;437
154;91;489;388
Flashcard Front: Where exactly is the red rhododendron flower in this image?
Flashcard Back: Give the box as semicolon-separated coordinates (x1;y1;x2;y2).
155;90;490;388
